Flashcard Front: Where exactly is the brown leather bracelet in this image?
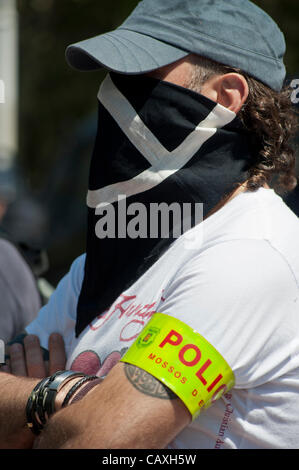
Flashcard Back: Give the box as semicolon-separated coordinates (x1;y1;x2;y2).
66;377;103;405
61;375;99;407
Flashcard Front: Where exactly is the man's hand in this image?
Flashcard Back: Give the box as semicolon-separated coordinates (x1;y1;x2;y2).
3;333;66;378
0;333;67;449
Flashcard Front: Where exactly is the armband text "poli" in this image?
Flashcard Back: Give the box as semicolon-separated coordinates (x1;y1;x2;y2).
120;312;235;420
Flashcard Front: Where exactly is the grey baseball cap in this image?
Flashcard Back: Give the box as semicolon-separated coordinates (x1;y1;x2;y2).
65;0;286;91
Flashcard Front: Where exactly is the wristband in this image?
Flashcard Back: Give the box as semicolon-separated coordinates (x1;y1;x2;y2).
69;378;103;404
42;370;87;418
120;312;235;420
26;377;51;435
61;375;99;408
26;370;88;435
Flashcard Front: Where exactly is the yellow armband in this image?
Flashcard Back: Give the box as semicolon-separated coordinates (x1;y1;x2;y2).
120;312;234;420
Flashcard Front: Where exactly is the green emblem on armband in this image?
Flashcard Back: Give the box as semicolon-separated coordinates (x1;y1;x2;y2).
121;312;235;420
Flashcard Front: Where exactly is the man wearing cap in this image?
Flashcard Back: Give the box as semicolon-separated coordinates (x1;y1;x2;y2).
1;0;299;449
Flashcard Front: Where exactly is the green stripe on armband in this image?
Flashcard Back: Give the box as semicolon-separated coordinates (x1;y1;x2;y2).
120;312;235;420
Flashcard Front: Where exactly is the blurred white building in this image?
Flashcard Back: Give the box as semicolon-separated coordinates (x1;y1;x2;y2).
0;0;18;203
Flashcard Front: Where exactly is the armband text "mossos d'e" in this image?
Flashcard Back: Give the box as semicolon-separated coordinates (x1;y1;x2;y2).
120;313;235;420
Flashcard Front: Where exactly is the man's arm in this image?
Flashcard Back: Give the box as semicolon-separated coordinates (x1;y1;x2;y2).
35;362;191;449
0;372;40;449
0;333;67;449
1;332;190;449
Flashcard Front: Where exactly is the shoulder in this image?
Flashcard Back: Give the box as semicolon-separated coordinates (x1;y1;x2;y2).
168;238;297;300
198;187;299;245
25;254;86;348
45;253;86;312
67;253;86;290
159;238;299;387
177;187;299;288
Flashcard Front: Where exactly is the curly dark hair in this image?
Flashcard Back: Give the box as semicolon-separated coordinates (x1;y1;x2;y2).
240;77;298;193
188;55;298;194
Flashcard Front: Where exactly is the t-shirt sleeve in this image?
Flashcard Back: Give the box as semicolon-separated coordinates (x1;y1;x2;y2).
25;254;86;354
155;239;298;389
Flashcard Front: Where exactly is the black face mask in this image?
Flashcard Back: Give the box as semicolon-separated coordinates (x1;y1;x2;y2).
75;72;252;337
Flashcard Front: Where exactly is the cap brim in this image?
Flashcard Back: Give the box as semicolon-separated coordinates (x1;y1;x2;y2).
65;29;189;74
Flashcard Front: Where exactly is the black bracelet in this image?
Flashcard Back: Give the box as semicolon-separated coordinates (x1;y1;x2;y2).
35;371;65;425
26;371;66;434
26;377;51;435
25;371;87;435
61;375;98;408
43;371;87;418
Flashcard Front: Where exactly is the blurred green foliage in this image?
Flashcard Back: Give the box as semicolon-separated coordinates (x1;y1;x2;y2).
17;0;139;282
17;0;138;188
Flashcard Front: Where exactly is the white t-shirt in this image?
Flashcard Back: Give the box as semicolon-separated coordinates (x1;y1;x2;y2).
26;188;299;449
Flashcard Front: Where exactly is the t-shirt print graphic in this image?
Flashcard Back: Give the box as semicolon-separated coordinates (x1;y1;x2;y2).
70;347;128;377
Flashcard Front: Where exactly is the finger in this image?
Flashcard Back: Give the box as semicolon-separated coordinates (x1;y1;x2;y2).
48;333;66;375
9;343;27;376
24;335;47;378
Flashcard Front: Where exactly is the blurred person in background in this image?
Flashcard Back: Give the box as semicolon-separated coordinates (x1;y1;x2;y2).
0;169;42;343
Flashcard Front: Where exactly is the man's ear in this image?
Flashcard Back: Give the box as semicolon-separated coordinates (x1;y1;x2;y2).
201;73;249;113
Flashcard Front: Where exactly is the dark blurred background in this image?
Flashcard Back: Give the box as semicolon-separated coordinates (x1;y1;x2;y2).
0;0;298;288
